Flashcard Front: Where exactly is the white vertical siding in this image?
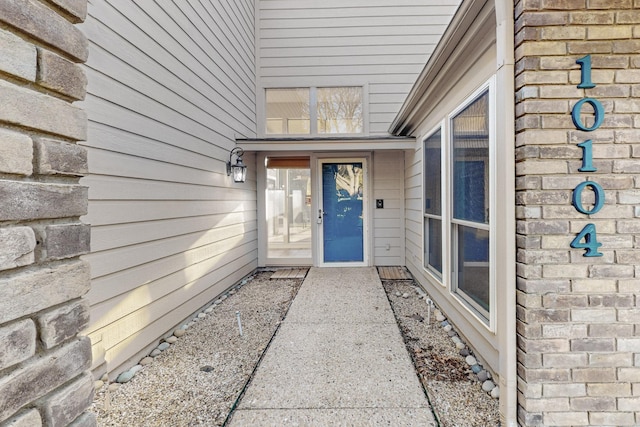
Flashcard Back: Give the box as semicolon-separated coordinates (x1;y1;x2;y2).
80;0;257;376
372;151;404;266
257;0;460;135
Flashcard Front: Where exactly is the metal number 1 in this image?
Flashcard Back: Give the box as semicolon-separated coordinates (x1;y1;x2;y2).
577;140;597;172
576;54;595;89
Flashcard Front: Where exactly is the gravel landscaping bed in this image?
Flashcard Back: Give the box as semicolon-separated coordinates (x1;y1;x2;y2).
91;271;302;427
382;279;500;427
91;269;499;426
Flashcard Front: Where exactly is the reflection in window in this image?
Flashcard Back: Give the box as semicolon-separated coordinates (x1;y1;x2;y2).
456;226;490;312
317;87;363;134
266;88;310;134
266;164;311;259
452;90;489;224
322;162;364;262
265;87;363;135
423;129;442;276
451;90;490;316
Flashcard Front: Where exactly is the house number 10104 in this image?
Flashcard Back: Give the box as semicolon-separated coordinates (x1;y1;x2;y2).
570;54;604;257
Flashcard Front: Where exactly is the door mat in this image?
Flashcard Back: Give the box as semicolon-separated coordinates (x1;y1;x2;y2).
377;266;412;280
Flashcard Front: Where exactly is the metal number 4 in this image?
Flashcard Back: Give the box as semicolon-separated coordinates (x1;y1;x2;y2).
570;223;603;257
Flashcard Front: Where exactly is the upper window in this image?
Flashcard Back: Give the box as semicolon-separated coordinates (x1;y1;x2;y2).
317;87;363;134
266;87;363;135
266;88;310;134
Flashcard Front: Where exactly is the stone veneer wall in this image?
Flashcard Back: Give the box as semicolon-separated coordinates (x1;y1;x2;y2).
515;0;640;426
0;0;93;426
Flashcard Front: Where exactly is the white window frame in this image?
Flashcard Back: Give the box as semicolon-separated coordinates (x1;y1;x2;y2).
263;86;367;137
265;88;312;135
446;77;496;329
422;123;446;284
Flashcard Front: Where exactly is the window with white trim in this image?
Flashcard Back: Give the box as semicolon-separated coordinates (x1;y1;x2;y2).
422;82;493;324
423;128;443;277
266;87;363;136
451;89;490;319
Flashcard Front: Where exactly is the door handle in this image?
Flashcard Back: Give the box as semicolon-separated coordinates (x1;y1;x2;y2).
317;209;324;224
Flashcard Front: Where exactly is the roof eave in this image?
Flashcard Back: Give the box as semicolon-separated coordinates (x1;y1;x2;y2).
389;0;493;136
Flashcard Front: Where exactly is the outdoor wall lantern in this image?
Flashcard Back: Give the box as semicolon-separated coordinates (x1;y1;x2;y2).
227;147;247;183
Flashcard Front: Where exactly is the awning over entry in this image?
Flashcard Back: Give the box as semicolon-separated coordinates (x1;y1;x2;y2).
236;136;415;152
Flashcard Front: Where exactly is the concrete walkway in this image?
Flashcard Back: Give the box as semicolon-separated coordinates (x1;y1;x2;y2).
229;267;436;426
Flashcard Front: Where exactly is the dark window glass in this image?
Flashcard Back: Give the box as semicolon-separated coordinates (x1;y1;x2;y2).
452;91;489;224
455;225;490;311
424;218;442;274
424;130;441;216
423;129;442;276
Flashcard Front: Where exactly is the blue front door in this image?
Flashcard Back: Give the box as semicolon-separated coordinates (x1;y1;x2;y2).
321;162;364;263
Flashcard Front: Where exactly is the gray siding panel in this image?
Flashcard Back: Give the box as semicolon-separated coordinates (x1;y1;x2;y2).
257;0;459;135
81;0;257;376
373;151;404;266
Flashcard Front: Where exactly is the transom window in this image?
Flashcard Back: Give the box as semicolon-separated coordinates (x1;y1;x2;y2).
266;87;363;135
266;88;310;134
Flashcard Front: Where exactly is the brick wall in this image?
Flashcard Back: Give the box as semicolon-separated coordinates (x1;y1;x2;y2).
0;0;93;426
515;0;640;426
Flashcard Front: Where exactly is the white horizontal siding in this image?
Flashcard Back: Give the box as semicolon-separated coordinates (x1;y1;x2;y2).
89;211;256;253
261;64;429;77
372;151;404;266
87;240;255;309
90;249;257;374
260;15;451;30
261;45;433;58
85;2;255;133
260;54;433;68
262;28;448;40
85;226;258;280
81;0;258;376
257;0;460;136
260;2;457;18
404;147;422;265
